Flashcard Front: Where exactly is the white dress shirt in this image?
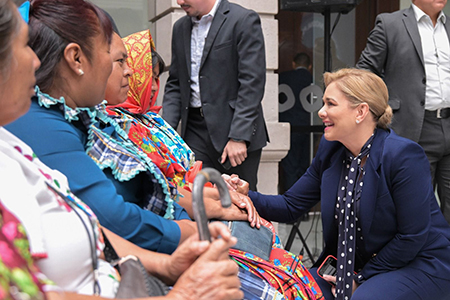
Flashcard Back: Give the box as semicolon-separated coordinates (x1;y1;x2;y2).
189;0;221;108
413;4;450;110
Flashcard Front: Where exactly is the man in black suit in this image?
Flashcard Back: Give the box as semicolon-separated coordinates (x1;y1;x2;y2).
357;0;450;223
162;0;268;191
278;53;313;193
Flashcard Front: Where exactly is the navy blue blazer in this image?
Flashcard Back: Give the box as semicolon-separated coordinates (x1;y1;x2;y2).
249;129;450;280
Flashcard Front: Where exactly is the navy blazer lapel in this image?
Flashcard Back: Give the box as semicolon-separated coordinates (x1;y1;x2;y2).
359;130;388;238
182;17;192;78
403;7;424;66
321;145;345;243
200;1;228;69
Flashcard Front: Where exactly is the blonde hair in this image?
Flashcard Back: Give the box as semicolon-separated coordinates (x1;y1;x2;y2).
323;68;392;129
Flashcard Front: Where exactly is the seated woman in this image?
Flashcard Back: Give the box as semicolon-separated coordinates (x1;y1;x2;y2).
107;29;194;193
101;28;260;225
0;0;241;299
225;68;450;300
5;0;255;255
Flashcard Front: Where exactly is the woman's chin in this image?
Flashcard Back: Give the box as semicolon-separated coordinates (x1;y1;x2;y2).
323;132;337;142
323;128;332;139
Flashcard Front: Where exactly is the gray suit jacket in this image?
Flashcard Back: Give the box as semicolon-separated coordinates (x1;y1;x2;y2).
162;0;268;153
356;6;450;142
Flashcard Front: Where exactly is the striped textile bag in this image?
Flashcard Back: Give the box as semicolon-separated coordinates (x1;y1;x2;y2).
229;247;323;300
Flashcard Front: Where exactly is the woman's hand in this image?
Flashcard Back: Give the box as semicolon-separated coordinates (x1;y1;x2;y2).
322;274;337;297
322;275;359;297
222;174;249;196
229;190;260;228
199;186;260;227
220;175;259;227
322;274;336;285
167;222;243;300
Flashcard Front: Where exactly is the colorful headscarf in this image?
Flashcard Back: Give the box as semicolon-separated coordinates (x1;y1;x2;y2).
105;29;196;193
109;30;161;114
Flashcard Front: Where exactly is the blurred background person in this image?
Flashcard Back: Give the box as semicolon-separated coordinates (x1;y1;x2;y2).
278;52;313;194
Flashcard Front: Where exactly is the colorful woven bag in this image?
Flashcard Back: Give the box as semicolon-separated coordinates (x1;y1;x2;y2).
229;247;323;300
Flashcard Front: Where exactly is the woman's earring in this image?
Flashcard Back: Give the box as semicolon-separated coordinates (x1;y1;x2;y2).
78;69;84;76
356;119;360;124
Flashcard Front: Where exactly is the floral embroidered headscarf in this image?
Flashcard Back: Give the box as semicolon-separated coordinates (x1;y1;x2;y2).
110;29;161;114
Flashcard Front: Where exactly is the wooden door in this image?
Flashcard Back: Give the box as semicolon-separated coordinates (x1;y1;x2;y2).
355;0;399;61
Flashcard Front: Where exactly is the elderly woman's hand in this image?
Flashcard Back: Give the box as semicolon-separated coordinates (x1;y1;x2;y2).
167;222;242;300
162;222;237;285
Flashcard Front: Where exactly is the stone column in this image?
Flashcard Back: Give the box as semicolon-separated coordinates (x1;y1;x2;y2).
149;0;289;195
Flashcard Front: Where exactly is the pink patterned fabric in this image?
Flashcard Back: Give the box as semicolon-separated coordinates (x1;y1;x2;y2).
0;201;47;300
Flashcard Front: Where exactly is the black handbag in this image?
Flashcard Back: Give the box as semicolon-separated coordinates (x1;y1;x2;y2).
102;230;170;298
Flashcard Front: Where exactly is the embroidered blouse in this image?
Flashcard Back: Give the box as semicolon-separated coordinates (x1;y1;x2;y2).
106;108;195;186
91;104;179;219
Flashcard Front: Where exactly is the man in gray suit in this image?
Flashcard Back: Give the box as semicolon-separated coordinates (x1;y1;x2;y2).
163;0;268;190
357;0;450;223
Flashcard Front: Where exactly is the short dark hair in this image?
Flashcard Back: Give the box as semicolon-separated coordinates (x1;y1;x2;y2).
29;0;113;92
0;0;21;77
293;52;311;68
151;49;165;76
